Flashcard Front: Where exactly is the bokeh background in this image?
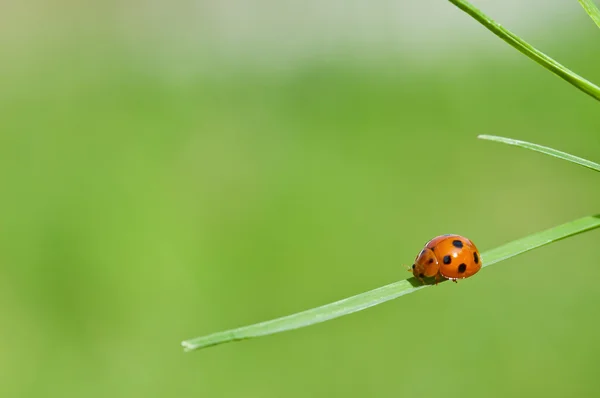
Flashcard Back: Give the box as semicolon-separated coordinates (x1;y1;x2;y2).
2;1;600;397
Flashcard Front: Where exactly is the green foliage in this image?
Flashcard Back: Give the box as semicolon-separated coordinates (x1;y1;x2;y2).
578;0;600;29
182;214;600;351
449;0;600;101
478;135;600;172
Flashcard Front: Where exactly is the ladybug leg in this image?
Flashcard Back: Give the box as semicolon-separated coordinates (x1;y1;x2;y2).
434;273;441;286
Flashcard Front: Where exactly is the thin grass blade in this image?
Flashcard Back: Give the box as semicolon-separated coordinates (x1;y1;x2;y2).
181;215;600;352
448;0;600;102
478;135;600;172
579;0;600;29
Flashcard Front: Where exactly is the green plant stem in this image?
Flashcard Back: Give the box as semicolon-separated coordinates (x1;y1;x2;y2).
579;0;600;29
181;215;600;352
478;135;600;172
449;0;600;102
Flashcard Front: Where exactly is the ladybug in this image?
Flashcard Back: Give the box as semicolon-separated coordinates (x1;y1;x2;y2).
410;234;481;284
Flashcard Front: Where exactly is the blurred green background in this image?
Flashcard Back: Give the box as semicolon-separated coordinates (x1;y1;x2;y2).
2;1;600;397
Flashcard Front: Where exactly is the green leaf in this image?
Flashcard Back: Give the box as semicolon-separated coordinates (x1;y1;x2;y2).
579;0;600;30
448;0;600;102
478;135;600;172
181;215;600;352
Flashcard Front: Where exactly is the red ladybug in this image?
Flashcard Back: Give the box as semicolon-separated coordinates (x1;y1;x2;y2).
410;235;481;284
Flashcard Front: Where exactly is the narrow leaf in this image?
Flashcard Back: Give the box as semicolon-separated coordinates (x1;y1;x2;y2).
579;0;600;30
448;0;600;102
478;135;600;172
181;215;600;352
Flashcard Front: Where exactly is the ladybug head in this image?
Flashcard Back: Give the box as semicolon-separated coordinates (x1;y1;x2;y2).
412;247;439;282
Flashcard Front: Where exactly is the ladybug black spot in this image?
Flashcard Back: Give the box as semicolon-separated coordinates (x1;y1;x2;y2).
458;263;467;273
412;264;415;269
452;240;463;249
443;255;451;264
430;246;435;251
428;258;434;264
474;252;479;264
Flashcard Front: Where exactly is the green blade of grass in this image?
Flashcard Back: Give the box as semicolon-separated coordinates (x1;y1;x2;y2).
449;0;600;102
478;135;600;172
181;215;600;352
579;0;600;30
